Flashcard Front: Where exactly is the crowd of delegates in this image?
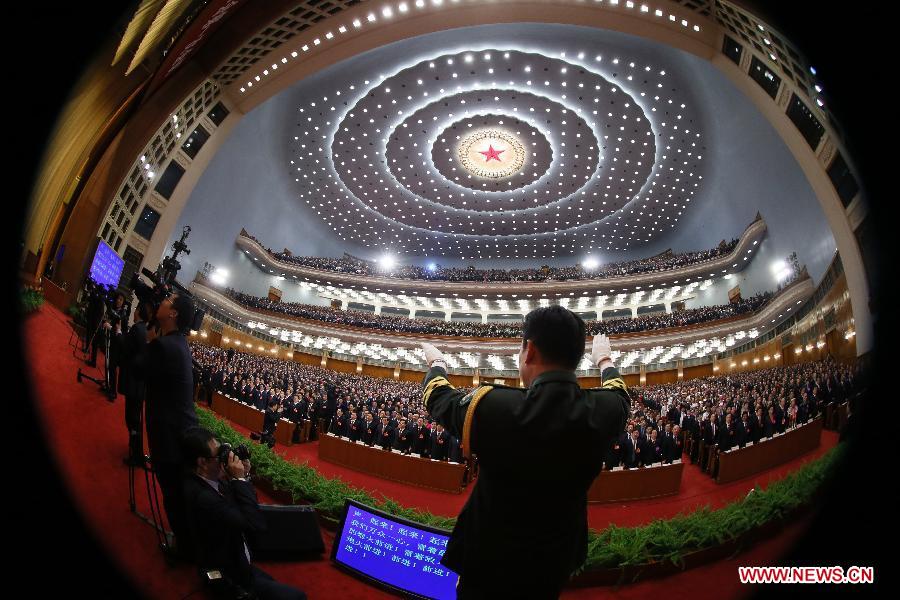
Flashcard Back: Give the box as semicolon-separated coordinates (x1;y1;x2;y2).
602;357;862;470
190;343;467;462
191;340;860;478
224;288;774;338
244;230;740;282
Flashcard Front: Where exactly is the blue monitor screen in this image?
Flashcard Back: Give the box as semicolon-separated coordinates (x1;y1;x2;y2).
331;500;457;599
89;240;125;288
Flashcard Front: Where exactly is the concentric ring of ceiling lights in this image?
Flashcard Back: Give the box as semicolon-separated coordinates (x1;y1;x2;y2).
292;46;705;259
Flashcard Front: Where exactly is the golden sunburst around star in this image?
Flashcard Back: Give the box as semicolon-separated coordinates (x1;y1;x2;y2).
457;129;526;179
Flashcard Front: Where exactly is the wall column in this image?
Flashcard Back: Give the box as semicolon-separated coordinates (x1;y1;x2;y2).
374;303;382;315
409;309;416;319
444;311;452;322
664;301;672;314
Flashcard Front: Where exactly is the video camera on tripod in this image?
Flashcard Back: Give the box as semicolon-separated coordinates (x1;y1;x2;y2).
128;226;204;332
76;276;129;399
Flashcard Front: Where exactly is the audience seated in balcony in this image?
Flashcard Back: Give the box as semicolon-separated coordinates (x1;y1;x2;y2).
221;288;775;338
242;229;740;282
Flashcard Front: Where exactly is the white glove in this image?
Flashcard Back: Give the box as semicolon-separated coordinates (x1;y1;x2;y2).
591;334;613;368
421;343;446;367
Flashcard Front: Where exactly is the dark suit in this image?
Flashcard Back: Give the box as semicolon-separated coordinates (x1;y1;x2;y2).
411;425;429;456
183;475;305;600
448;435;463;463
604;434;624;470
329;416;348;437
429;429;450;460
393;425;413;453
623;436;640;468
375;422;396;450
118;319;147;461
362;420;376;445
143;331;199;554
718;423;738;451
348;417;365;442
643;438;663;465
663;434;683;463
424;366;629;597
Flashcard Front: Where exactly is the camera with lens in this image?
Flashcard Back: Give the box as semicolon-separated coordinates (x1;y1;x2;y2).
217;442;251;464
81;277;129;330
128;225;196;325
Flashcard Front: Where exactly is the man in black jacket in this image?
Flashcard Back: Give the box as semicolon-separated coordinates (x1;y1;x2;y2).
392;417;413;453
664;425;684;463
328;408;348;437
411;417;429;456
429;423;451;460
362;413;377;446
374;415;395;450
119;301;151;466
348;413;365;442
420;306;629;598
181;427;306;600
144;292;199;560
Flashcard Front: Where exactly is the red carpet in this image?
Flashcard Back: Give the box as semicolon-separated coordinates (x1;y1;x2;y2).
24;303;825;598
268;424;837;530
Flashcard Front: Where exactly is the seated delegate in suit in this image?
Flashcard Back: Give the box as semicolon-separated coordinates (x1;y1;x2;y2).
181;427;306;600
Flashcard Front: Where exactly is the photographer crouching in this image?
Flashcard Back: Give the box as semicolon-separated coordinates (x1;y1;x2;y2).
182;427;307;600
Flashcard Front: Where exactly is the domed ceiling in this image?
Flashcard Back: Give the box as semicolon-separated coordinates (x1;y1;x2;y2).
178;23;834;280
289;25;707;260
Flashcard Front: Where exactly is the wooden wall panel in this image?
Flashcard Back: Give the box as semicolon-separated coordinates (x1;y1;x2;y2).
683;364;713;380
329;358;357;374
361;364;395;379
645;369;677;386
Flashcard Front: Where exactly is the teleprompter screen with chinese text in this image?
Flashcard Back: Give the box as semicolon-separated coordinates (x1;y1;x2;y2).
332;500;457;599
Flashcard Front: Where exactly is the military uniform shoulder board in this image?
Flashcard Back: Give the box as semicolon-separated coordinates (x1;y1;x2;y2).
461;386;493;459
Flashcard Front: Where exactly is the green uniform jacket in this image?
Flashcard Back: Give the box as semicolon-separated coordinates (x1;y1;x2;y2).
422;365;629;586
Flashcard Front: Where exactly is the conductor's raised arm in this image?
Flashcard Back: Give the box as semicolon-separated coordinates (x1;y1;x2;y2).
420;343;469;438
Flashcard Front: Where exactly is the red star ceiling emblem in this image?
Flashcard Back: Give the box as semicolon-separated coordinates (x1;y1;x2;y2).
478;144;505;162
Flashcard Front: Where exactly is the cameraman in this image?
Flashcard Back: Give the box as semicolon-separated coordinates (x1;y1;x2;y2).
181;427;306;600
118;301;152;466
144;292;199;560
83;282;107;366
103;291;128;401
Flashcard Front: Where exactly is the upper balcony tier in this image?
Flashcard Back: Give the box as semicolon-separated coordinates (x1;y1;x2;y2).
235;217;767;298
191;273;812;372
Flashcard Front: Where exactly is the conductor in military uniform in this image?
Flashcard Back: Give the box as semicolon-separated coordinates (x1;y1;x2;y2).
420;305;629;599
